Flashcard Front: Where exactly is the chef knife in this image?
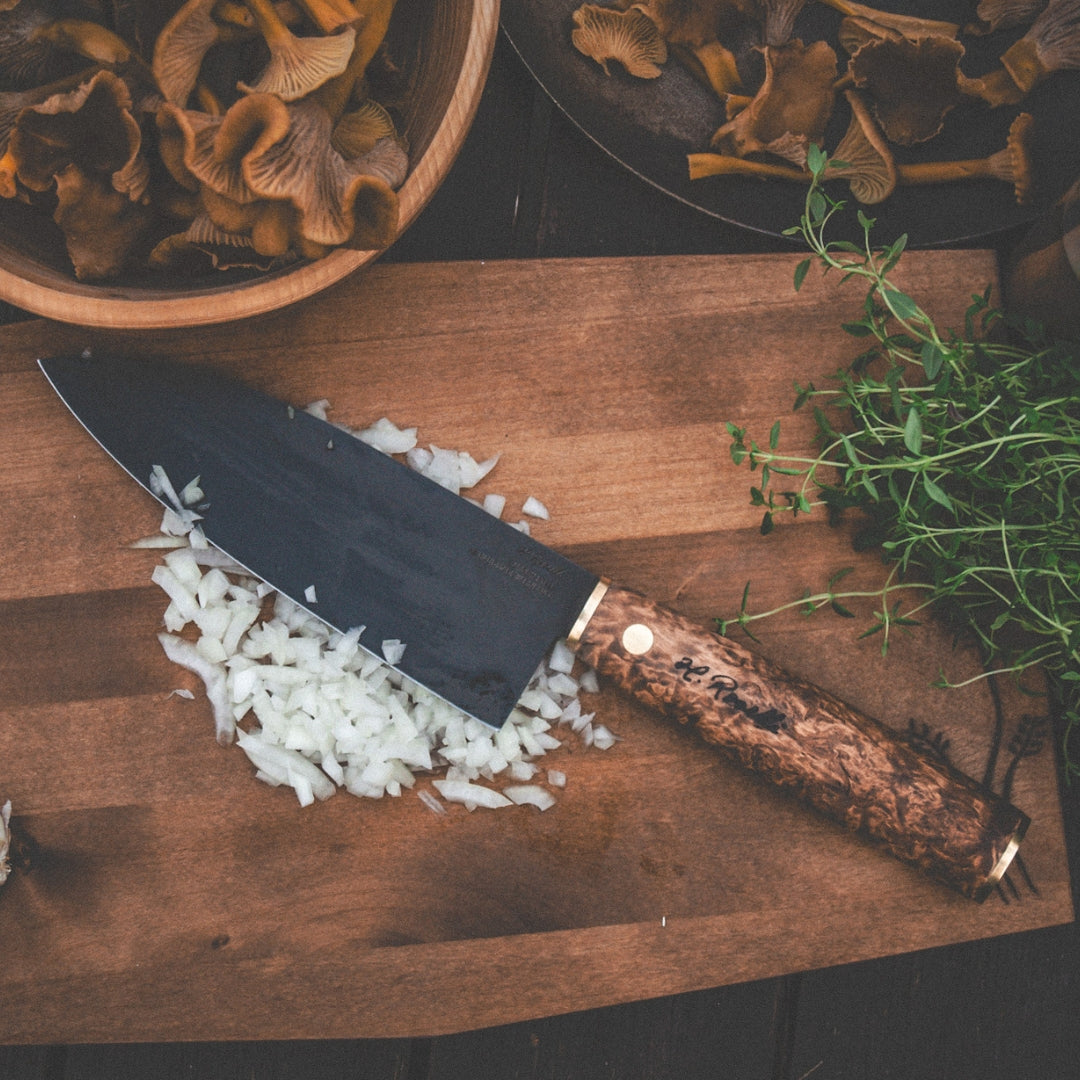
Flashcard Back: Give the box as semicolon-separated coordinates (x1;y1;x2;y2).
40;351;1028;901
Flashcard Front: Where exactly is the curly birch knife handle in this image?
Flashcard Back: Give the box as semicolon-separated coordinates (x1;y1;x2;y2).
572;583;1028;901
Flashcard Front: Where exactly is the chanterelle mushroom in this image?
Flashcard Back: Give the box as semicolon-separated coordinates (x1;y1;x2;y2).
0;66;95;144
53;161;154;278
687;148;809;181
963;0;1080;105
823;89;896;204
153;0;246;106
358;1;399;81
294;0;361;33
570;4;668;79
0;0;132;90
759;0;808;47
242;96;405;251
157;91;291;199
965;0;1049;35
835;13;902;57
329;96;398;158
709;38;837;165
2;68;148;201
896;112;1036;205
845;32;967;145
687;91;897;204
634;0;757;95
150;211;297;272
158;90;405;258
815;0;960;41
236;0;356;100
689;101;1034;207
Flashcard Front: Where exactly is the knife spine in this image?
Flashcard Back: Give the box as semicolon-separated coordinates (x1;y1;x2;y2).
571;584;1028;901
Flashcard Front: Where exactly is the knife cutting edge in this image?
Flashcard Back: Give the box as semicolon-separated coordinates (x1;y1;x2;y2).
39;351;1028;901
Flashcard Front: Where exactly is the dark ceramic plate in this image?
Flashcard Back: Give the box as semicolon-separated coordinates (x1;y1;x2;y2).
501;0;1080;246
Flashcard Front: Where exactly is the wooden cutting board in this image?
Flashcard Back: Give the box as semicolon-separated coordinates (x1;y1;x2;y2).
0;253;1073;1043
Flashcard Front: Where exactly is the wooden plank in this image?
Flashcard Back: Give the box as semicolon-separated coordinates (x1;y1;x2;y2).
424;984;782;1079
0;1046;61;1079
0;253;1071;1045
788;922;1080;1079
58;1041;415;1080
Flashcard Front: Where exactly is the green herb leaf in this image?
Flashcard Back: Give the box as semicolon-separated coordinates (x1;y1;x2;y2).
920;340;945;380
794;257;811;291
769;420;781;449
903;407;923;453
841;321;875;338
921;472;953;510
840;433;860;466
881;233;908;273
883;287;919;322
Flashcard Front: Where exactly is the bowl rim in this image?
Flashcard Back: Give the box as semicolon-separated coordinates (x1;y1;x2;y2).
0;0;500;330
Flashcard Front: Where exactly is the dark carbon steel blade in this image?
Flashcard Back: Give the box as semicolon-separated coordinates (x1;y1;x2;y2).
40;352;601;727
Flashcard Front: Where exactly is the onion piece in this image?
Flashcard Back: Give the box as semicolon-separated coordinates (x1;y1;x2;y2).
548;639;575;675
522;496;549;520
417;788;448;815
179;477;204;506
504;784;556;811
158;632;235;744
591;724;619;750
381;639;406;665
432;779;513;810
129;534;189;549
356;417;418;455
235;729;336;806
149;464;184;509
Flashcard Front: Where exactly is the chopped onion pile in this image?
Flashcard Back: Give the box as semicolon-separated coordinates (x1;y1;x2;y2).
146;413;614;811
0;800;11;887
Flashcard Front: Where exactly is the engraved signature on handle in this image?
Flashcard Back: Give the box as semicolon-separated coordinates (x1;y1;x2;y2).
673;656;788;734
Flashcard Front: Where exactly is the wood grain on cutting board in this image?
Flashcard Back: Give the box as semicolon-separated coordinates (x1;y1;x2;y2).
0;253;1072;1043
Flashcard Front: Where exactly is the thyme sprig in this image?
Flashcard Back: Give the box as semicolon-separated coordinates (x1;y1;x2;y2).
724;145;1080;779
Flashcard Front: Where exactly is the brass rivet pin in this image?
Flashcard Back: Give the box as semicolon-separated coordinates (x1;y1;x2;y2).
622;623;654;655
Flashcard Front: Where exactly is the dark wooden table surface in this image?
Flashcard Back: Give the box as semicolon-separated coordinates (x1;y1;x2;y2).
3;25;1078;1080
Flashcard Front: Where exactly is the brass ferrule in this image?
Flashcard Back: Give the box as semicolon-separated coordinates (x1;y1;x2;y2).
973;816;1029;902
566;578;610;650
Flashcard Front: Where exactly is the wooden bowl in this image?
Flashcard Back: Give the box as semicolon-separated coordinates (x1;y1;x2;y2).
0;0;499;329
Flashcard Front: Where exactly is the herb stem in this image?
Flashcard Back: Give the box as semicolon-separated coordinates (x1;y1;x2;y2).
726;151;1080;781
